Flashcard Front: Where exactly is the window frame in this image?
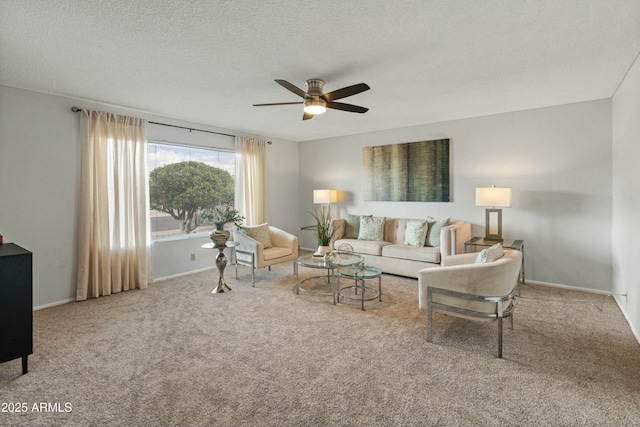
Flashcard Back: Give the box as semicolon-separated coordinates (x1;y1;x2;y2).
147;139;236;243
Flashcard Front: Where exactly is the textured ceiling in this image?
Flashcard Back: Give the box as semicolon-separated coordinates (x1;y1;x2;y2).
1;0;639;142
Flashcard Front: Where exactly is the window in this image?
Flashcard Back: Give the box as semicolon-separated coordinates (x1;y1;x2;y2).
148;141;235;241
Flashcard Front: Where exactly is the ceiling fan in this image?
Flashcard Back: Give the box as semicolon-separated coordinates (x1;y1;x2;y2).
253;79;370;120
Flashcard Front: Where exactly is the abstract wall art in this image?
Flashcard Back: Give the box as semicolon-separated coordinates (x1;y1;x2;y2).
363;138;450;202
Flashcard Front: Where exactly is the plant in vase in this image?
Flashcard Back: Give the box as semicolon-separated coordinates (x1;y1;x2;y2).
310;205;333;257
200;204;245;245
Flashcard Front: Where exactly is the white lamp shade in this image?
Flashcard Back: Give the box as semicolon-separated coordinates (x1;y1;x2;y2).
313;189;338;204
304;99;327;115
475;187;512;208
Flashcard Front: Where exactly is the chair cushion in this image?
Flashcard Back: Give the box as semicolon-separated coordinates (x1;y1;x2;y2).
475;243;504;263
403;219;430;247
263;246;292;261
381;244;441;264
244;223;272;248
358;216;385;241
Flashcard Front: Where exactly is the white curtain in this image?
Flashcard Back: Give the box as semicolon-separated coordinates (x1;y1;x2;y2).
76;110;150;300
235;136;266;225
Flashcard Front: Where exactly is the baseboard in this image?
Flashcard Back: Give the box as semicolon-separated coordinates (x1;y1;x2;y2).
152;266;215;283
32;267;217;311
614;295;640;345
34;298;76;311
525;279;616;296
526;279;639;346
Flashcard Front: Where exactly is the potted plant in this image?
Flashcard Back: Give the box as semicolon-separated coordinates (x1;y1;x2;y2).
201;204;245;230
201;204;245;246
310;206;333;257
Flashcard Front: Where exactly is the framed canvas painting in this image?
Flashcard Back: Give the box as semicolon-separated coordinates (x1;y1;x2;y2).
363;138;450;202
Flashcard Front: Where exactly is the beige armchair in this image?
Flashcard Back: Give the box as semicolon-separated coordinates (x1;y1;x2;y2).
418;249;523;358
233;225;298;286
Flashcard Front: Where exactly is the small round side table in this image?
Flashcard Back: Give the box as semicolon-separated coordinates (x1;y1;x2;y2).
337;266;382;310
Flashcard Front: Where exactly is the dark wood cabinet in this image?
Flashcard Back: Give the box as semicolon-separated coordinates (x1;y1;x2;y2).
0;243;33;374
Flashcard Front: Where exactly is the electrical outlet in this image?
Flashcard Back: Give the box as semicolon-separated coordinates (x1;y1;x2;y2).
191;253;196;261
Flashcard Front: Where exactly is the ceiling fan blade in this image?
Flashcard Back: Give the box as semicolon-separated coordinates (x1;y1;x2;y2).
326;101;369;114
323;83;370;101
303;111;314;120
253;102;303;106
275;79;307;98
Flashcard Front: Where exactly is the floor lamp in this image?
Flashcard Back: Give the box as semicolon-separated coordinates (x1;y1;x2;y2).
475;186;512;242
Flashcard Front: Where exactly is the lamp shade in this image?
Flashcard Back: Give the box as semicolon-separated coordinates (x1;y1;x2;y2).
313;189;338;204
304;99;327;115
475;187;512;208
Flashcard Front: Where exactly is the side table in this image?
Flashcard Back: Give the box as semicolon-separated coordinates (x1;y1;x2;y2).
464;237;525;284
201;241;240;293
337;266;382;311
297;224;316;253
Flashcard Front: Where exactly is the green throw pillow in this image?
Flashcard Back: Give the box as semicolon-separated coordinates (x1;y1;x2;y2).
344;214;361;238
426;218;450;247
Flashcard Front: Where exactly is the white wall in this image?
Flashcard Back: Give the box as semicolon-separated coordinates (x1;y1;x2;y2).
612;53;640;341
299;100;613;292
0;85;299;308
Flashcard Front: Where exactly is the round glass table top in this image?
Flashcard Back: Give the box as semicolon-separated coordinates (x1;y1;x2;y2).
338;266;382;279
296;253;363;269
201;241;240;249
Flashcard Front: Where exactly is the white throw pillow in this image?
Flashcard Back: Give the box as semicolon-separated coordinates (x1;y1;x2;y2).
358;216;385;241
475;243;504;264
404;219;430;247
244;223;273;248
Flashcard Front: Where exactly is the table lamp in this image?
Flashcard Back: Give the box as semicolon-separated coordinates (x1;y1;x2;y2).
475;186;512;242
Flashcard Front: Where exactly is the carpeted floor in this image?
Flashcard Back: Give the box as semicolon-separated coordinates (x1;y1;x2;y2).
1;260;639;426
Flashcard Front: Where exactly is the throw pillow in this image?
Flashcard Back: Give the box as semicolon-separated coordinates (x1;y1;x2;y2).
403;219;430;247
475;243;504;264
244;223;272;249
358;216;385;241
425;217;450;247
344;214;362;238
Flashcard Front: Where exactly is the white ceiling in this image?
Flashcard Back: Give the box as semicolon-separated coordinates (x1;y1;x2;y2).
1;0;639;142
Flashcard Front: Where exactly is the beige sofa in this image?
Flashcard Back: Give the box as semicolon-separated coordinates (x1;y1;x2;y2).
331;217;471;278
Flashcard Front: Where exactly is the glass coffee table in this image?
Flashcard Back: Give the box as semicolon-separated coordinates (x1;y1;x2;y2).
295;253;364;304
337;266;382;311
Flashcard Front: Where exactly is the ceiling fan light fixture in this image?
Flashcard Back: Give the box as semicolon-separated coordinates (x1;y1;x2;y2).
304;98;326;115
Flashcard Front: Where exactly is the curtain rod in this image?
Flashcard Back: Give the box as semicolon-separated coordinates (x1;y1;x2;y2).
70;106;236;138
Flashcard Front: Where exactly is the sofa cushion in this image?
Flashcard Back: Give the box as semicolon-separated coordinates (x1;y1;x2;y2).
244;223;273;249
334;238;391;256
404;219;430;247
358;216;385;241
382;244;441;264
475;243;504;263
426;217;450;247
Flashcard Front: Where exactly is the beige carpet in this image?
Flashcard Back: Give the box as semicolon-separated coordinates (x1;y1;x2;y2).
1;260;639;427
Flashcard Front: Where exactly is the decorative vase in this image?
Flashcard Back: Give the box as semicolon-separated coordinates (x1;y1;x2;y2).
210;228;230;246
314;245;332;257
